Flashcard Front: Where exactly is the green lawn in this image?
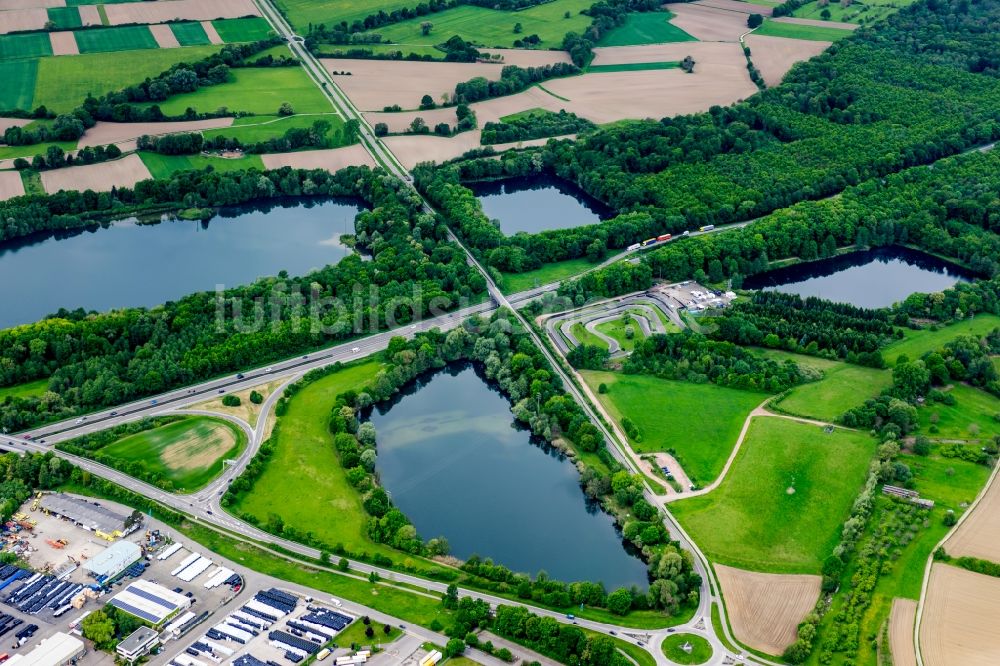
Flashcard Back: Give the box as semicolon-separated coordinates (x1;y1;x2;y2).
900;445;990;514
753;19;854;41
671;417;876;573
20;170;43;195
139;152;265;179
0;33;53;61
0;379;50;401
33;46;222;112
578;627;656;666
773;362;892;422
334;619;402;649
594;316;646;352
596;11;696;46
147;66;332;116
0;59;38;111
0;139;78;161
47;6;83;29
569;322;604;348
500;257;597;293
230;362;420;563
170;22;212;47
370;0;594;50
74;25;159;53
202;113;346;145
883;314;1000;365
791;0;919;24
661;633;712;665
99;416;247;492
588;61;680;73
919;383;1000;441
212;17;275;43
274;0;417;33
583;371;765;485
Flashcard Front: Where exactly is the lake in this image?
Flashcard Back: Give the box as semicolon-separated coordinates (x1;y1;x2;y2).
367;363;648;589
469;175;613;235
0;197;364;329
743;246;976;309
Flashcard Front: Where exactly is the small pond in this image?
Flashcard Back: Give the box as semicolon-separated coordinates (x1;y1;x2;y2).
366;363;648;589
468;175;613;235
0;197;364;329
743;246;976;309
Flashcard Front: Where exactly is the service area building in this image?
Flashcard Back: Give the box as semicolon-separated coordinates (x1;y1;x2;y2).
6;632;84;666
83;540;142;582
38;494;137;541
110;580;191;627
116;626;160;663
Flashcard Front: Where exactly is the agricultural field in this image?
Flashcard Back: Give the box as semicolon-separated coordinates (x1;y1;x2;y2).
0;59;38;110
943;464;1000;562
98;416;246;491
743;33;831;86
596;11;696;47
888;598;917;666
202;113;346;145
0;32;53;60
274;0;415;33
40;152;151;193
139;152;265;179
715;564;820;655
883;313;1000;365
74;25;158;53
671;417;875;573
147;66;333;116
366;0;594;50
771;361;892;422
588;61;680;73
582;371;765;484
753;19;854;41
919;564;1000;666
211;17;273;43
169;21;213;47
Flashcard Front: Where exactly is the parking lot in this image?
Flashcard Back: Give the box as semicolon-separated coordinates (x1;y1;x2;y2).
651;281;736;312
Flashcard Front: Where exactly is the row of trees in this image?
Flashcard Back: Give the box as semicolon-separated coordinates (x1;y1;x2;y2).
453;63;580;105
12;143;121;172
480;109;594;145
136;119;357;156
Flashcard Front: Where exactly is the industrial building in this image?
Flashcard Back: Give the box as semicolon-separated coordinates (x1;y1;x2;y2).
110;580;191;627
38;494;139;541
116;626;161;663
83;540;142;583
5;632;84;666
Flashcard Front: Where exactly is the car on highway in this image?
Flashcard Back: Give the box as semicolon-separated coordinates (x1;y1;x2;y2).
218;389;225;394
75;419;83;424
110;411;118;416
351;347;360;353
236;373;245;379
150;399;158;405
266;367;274;372
302;355;309;359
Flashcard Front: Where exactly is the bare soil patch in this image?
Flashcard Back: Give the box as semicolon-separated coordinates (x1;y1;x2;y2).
716;563;821;655
744;34;830;86
667;3;751;41
323;59;505;111
260;144;375;171
149;23;181;49
40;153;151;194
77;118;234;148
192;379;285;427
691;0;774;15
202;20;224;44
889;598;917;666
104;0;259;26
384;131;567;168
159;422;237;472
478;49;572;66
49;30;79;56
920;564;1000;666
77;4;101;26
0;171;25;201
0;117;30;133
0;0;63;8
364;107;459;134
773;16;858;29
592;41;740;65
944;468;1000;561
0;8;48;34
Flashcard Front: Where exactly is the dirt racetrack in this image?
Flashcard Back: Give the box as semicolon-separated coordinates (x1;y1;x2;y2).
324;59;505;111
149;23;181;48
666;3;754;41
944;469;1000;561
478;49;572;66
48;30;79;56
77;118;234;148
261;144;375;171
201;21;224;44
715;564;821;655
0;8;48;34
77;4;101;26
692;0;774;15
889;598;917;666
0;172;25;201
920;564;1000;666
744;34;830;86
40;153;151;194
104;0;259;26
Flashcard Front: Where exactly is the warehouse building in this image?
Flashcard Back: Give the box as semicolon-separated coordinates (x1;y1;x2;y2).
84;540;142;583
38;494;140;541
117;626;161;663
6;632;84;666
110;580;191;627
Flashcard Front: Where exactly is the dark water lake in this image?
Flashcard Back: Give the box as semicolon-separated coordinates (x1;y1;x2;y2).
367;363;648;589
743;246;976;309
469;175;613;235
0;197;364;329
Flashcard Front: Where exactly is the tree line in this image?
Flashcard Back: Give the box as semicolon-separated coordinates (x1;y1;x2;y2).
136;119;358;156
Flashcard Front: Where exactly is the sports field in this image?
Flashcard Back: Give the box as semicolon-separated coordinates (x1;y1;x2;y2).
99;416;246;491
32;45;222;112
0;32;53;60
753;19;853;41
147;66;332;116
671;417;875;573
772;362;891;422
74;25;158;53
371;0;594;50
139;152;265;179
212;17;273;43
582;371;765;484
597;11;696;47
883;313;1000;365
